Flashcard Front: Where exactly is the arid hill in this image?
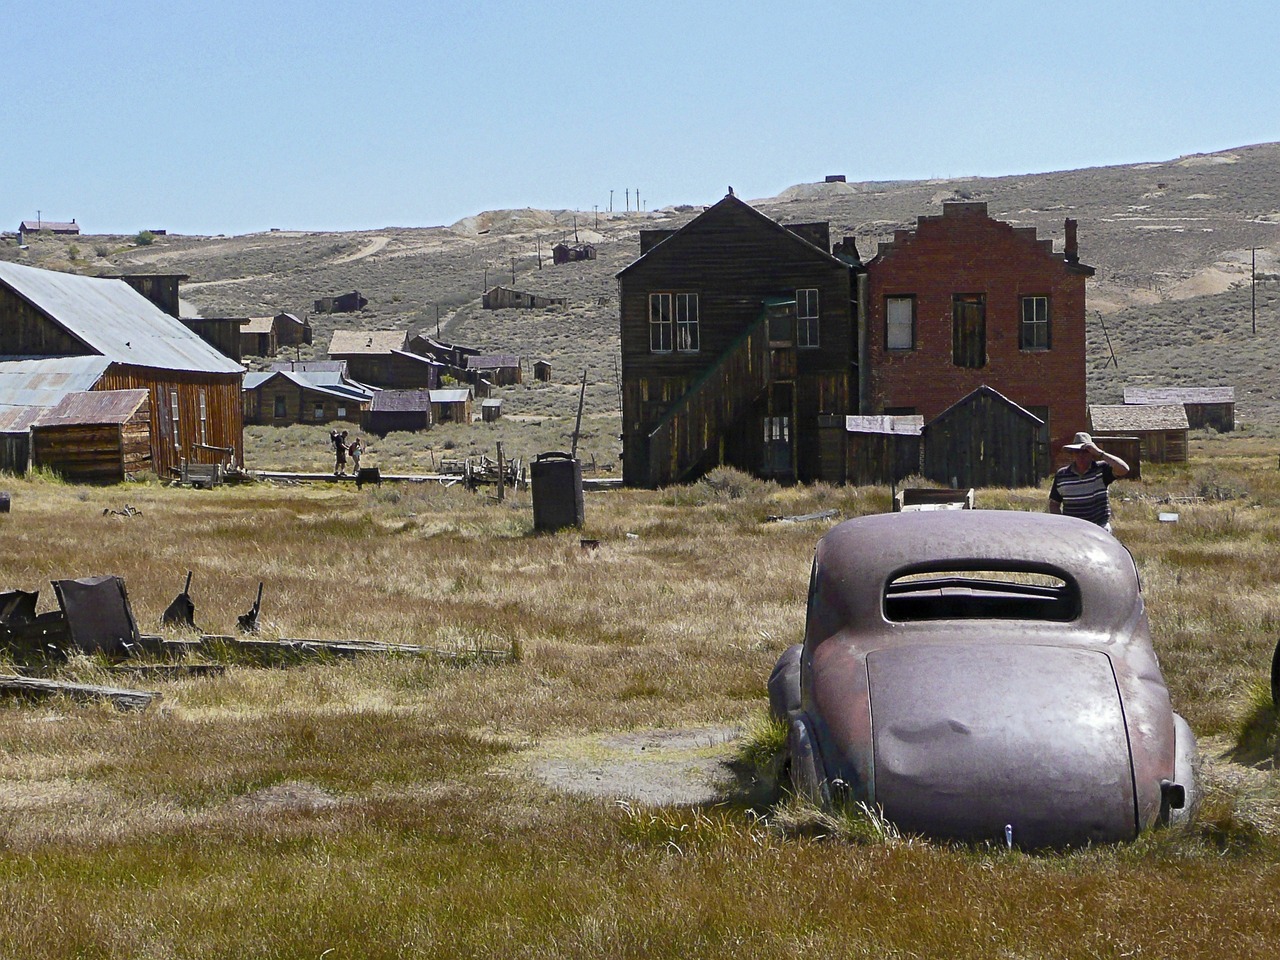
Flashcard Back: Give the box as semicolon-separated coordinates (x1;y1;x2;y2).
6;141;1279;428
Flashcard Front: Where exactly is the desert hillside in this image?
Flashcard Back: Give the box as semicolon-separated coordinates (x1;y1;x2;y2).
6;142;1279;430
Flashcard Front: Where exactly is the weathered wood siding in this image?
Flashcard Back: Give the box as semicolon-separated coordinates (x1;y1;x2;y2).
243;384;367;426
1186;402;1234;432
847;433;923;486
1087;435;1143;479
1;432;31;475
96;365;242;476
619;197;854;486
0;286;91;356
921;388;1047;488
337;353;440;389
31;402;151;483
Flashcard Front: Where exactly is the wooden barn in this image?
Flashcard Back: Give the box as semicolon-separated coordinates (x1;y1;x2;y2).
842;414;925;486
364;390;433;435
429;387;473;424
1123;386;1235;432
0;261;244;477
618;193;859;487
30;389;152;482
329;331;444;389
1089;403;1189;463
482;286;566;310
243;368;373;425
921;385;1048;488
315;291;368;314
553;242;597;265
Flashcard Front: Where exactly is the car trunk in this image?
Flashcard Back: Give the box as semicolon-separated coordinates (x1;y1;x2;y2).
868;642;1138;848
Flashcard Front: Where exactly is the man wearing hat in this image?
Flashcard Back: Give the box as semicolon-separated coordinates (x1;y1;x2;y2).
1048;432;1130;532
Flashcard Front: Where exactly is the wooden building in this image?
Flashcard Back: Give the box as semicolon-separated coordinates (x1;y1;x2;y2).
243;368;373;425
18;219;79;242
863;201;1093;456
328;330;444;389
920;385;1048;488
482;286;566;310
481;398;503;422
114;274;188;318
0;406;41;474
30;389;151;482
0;261;244;477
467;354;522;386
617;193;858;487
180;318;244;362
533;359;552;382
429;387;473;424
552;242;597;265
841;414;924;486
1124;385;1234;432
364;389;433;435
240;316;279;358
275;313;312;347
315;291;367;314
1089;403;1189;463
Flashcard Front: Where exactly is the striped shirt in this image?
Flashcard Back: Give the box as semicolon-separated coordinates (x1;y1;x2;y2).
1050;462;1116;527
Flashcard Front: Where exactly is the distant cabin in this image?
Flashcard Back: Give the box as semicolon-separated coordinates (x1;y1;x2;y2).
243;366;373;426
314;291;368;314
240;316;279;357
921;386;1049;488
533;359;552;382
18;219;79;242
1090;403;1189;463
466;353;522;386
1124;386;1234;433
482;286;565;310
429;387;473;424
552;242;597;265
363;389;433;435
481;398;502;422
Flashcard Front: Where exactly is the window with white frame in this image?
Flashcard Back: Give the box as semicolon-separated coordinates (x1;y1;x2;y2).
1020;296;1050;350
674;292;699;352
199;390;207;445
797;288;819;347
170;390;180;449
649;293;672;352
886;296;916;350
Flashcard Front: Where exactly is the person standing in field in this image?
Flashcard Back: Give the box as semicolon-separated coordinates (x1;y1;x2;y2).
1048;431;1129;532
348;436;363;474
332;429;349;475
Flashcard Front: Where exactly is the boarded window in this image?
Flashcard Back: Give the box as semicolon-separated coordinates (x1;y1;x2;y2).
649;293;672;352
797;288;819;348
886;296;915;350
952;294;986;368
1020;296;1050;350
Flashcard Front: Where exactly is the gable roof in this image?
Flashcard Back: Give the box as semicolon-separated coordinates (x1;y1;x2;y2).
34;389;149;427
1091;403;1189;431
615;193;848;278
328;330;407;355
1123;386;1235;405
241;316;276;335
0;261;242;374
370;389;433;412
930;384;1045;425
243;369;374;402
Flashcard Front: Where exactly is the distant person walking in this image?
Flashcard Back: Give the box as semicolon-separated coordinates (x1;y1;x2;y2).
331;429;349;475
1048;432;1129;532
348;436;363;474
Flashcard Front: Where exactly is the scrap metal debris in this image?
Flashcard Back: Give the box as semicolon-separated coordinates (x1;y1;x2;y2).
764;509;840;524
237;582;264;634
103;504;142;518
162;571;198;631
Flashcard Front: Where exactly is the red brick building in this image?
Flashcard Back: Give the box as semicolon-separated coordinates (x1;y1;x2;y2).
863;201;1093;455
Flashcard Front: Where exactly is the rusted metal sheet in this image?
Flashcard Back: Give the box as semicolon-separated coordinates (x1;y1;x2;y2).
52;575;141;656
771;510;1197;848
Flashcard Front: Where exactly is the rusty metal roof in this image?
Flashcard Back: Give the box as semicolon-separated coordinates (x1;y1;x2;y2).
0;356;112;409
1123;386;1235;405
328;330;407;355
0;406;44;432
845;414;924;436
0;261;242;375
34;389;149;426
1091;403;1189;431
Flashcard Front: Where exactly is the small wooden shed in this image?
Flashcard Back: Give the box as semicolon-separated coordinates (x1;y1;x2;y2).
1123;386;1234;433
364;390;433;435
240;316;279;357
552;242;597;265
467;354;522;386
481;398;503;423
31;390;152;482
482;286;565;310
429;387;473;424
0;406;42;475
1090;404;1189;463
921;385;1048;488
533;359;552;382
843;414;924;486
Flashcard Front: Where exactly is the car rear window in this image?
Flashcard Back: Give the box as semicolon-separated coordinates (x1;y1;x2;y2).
885;568;1081;622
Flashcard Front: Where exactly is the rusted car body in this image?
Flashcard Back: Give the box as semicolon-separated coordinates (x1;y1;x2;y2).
769;510;1197;848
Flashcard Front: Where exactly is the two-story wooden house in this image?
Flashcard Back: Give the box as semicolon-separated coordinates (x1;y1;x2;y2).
617;194;859;487
862;201;1093;456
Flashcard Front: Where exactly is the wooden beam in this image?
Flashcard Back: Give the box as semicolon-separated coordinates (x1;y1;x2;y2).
0;674;160;711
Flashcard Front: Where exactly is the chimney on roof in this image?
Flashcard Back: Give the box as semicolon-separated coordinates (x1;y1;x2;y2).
1064;218;1079;264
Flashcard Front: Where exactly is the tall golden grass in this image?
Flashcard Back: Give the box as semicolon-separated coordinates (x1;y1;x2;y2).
1;436;1279;958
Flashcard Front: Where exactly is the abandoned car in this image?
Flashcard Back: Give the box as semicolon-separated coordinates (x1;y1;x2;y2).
769;510;1198;848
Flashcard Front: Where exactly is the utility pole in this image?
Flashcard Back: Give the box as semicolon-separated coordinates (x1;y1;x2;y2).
636;188;640;212
593;205;598;229
511;257;516;284
571;367;587;459
435;304;440;338
609;189;613;213
625;188;630;212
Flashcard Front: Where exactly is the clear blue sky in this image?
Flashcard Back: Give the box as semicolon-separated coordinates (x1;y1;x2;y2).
4;0;1277;236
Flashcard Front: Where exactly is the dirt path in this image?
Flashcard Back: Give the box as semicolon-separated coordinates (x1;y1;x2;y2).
332;236;389;264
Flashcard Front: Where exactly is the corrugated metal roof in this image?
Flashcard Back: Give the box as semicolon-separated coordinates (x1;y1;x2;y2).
34;389;149;426
845;414;924;436
429;388;472;403
0;261;242;375
0;356;112;408
1123;386;1235;405
0;406;44;432
1091;403;1189;431
390;349;445;368
243;370;373;402
328;330;407;355
468;354;519;368
269;360;346;373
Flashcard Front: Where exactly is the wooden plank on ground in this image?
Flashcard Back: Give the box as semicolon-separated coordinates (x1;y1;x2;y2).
0;674;160;711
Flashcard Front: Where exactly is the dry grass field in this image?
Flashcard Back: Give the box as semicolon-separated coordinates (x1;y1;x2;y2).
2;436;1280;958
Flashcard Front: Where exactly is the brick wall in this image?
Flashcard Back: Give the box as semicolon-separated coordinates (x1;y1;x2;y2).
864;202;1091;455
